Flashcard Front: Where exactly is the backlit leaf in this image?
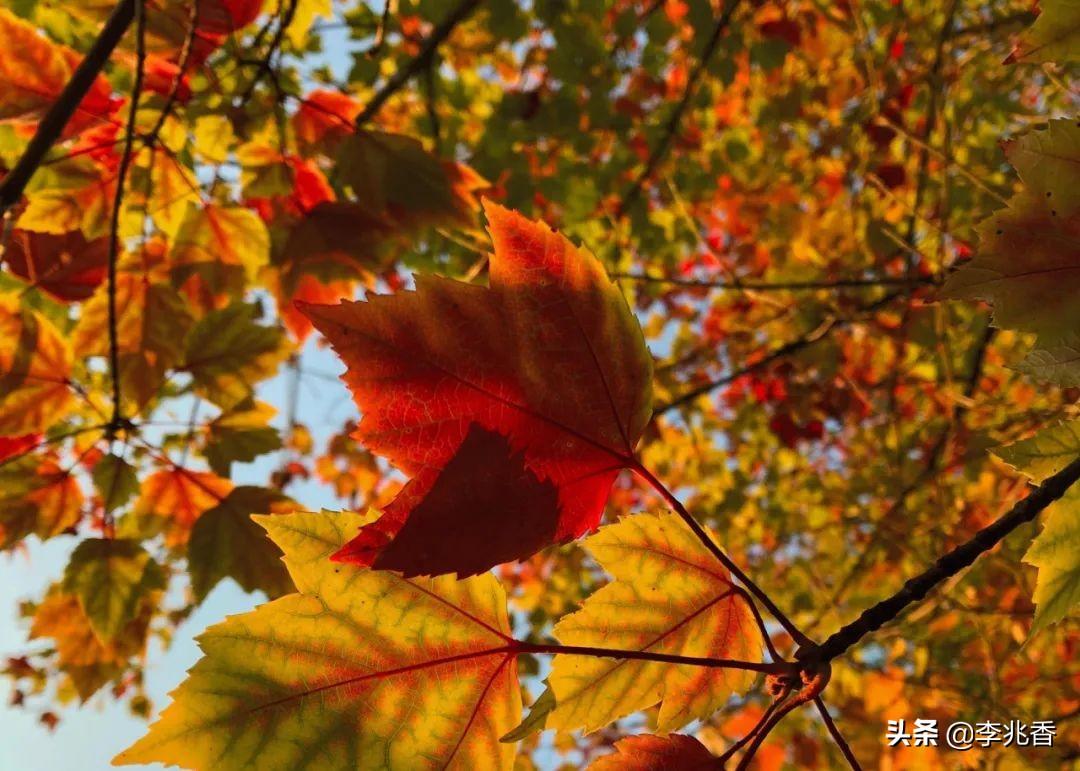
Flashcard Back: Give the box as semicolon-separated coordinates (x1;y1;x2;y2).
134;468;232;545
588;733;717;770
115;510;521;770
996;419;1080;483
1006;0;1080;64
170;204;270;294
182;303;290;411
4;229;108;302
187;486;296;602
549;512;760;733
62;539;165;642
301;202;653;576
0;298;73;435
91;454;139;514
943;120;1080;346
1024;487;1080;633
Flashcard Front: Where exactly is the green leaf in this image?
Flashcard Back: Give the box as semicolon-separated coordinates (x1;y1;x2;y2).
1016;333;1080;387
942;119;1080;346
91;455;139;514
996;419;1080;483
183;303;291;411
203;401;283;477
1007;0;1080;64
187;486;294;603
1025;487;1080;633
62;539;165;642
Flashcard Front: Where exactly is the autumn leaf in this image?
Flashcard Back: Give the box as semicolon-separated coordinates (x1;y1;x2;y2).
301;202;653;576
181;303;291;411
337;130;488;230
1024;487;1080;634
1006;0;1080;64
588;734;718;770
16;156;117;238
91;454;140;514
0;455;83;548
170;203;270;294
549;512;760;733
0;8;114;131
186;486;296;602
4;229;109;302
196;0;266;34
133;468;232;545
0;299;73;435
996;419;1080;483
72;264;193;408
62;539;166;642
114;510;521;770
1015;332;1080;387
943;119;1080;347
30;589;152;701
202;401;283;476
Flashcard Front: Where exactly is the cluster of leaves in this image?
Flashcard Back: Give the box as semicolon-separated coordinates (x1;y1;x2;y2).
0;0;1078;768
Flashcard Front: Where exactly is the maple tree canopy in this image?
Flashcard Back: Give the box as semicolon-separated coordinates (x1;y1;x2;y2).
0;0;1077;769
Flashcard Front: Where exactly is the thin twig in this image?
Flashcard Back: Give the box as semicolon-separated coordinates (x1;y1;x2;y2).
814;697;863;771
106;0;148;431
354;0;483;127
618;0;740;214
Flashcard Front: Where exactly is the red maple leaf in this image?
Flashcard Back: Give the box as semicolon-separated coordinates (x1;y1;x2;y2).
301;202;653;576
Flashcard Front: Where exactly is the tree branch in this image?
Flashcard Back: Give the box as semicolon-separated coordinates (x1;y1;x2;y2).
815;697;863;771
353;0;482;127
106;0;147;431
0;0;135;213
656;290;908;415
618;0;739;215
800;456;1080;665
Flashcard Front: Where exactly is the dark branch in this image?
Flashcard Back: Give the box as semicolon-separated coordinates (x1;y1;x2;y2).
815;697;863;771
354;0;483;127
106;0;147;430
801;456;1080;665
0;0;135;212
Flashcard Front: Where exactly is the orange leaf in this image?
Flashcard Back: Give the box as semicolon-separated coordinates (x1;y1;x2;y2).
136;468;232;544
0;8;114;133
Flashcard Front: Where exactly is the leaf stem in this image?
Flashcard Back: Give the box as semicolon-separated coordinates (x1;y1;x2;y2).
631;461;812;648
514;642;786;675
800;456;1080;665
